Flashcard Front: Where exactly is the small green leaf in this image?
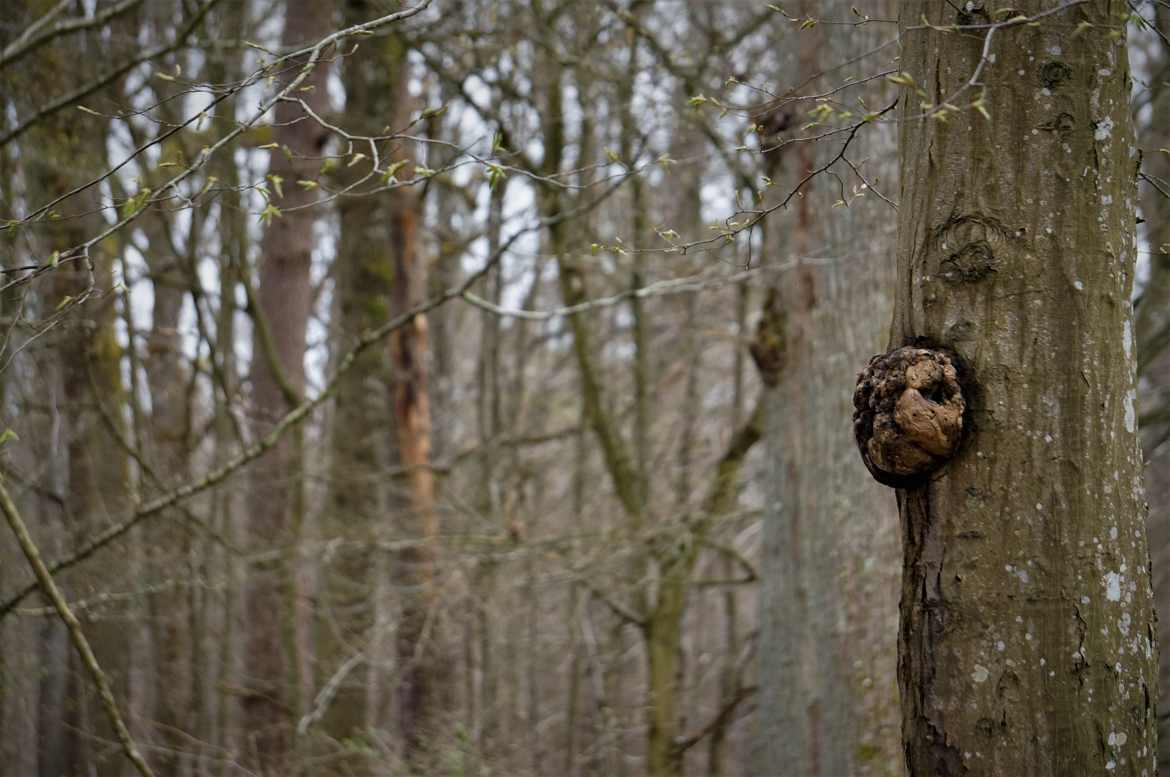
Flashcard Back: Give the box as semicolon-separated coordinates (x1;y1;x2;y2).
121;188;152;219
381;159;409;183
0;429;19;447
486;163;506;190
259;204;282;224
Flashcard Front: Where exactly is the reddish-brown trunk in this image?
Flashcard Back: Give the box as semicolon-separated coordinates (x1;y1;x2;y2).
389;174;444;763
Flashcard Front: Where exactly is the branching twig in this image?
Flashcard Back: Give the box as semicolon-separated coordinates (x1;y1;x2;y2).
0;476;157;777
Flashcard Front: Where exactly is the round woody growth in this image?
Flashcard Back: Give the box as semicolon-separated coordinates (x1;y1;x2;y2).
853;346;967;488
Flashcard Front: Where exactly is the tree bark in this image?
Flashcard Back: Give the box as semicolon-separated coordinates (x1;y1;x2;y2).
889;3;1157;775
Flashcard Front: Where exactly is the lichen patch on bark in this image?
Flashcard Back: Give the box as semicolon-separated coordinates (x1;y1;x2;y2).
853;346;966;488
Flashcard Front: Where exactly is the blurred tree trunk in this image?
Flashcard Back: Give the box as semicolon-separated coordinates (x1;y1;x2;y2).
242;0;333;771
1133;4;1170;770
754;2;902;775
316;3;403;765
0;14;40;775
384;43;446;766
891;3;1157;774
6;2;133;772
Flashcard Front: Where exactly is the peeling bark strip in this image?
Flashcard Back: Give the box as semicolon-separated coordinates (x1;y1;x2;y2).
854;346;967;488
889;3;1158;776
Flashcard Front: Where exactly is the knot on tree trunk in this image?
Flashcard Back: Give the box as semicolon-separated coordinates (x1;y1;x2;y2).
853;345;967;488
749;287;786;387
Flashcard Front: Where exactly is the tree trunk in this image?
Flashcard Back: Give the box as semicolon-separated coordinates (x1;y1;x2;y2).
317;3;404;764
385;58;445;764
889;3;1158;774
7;2;132;770
242;0;333;771
755;2;902;774
1132;4;1170;771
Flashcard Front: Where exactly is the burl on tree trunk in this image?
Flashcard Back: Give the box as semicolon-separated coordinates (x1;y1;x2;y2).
853;345;968;488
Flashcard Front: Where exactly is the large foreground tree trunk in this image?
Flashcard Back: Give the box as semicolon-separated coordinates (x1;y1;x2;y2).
887;3;1158;774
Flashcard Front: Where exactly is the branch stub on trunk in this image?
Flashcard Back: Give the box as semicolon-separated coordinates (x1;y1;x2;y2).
853;345;967;488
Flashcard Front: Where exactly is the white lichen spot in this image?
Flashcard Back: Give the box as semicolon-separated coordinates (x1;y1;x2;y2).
1107;760;1117;771
1095;117;1115;142
1074;279;1084;291
997;640;1006;652
1081;595;1090;604
1049;46;1063;56
1045;433;1054;443
1125;388;1137;434
1110;527;1119;541
1120;612;1132;636
1105;572;1122;602
972;665;989;683
1102;194;1113;206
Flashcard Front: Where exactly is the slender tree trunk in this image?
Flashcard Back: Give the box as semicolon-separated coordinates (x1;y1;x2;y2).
317;4;403;764
889;3;1157;774
385;61;446;764
242;1;333;771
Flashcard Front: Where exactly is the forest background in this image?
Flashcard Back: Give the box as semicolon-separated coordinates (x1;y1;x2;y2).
1;1;1168;776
